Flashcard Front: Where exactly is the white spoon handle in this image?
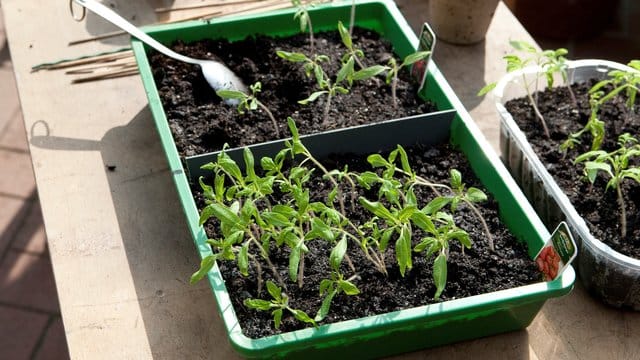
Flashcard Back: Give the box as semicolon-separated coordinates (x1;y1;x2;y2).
73;0;199;65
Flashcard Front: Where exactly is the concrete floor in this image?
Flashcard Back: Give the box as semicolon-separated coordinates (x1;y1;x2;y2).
0;6;70;360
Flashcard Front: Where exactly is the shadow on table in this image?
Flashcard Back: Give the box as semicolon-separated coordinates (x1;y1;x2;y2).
0;37;11;66
28;107;533;359
29;107;240;359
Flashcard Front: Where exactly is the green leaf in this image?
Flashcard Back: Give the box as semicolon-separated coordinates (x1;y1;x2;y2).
199;203;242;227
244;298;273;311
367;154;389;168
293;188;310;213
299;91;328;104
465;187;487;203
216;89;247;100
423;197;452;215
200;162;215;171
359;198;396;223
398;205;417;222
218;155;243;182
287;117;300;141
190;255;215;284
509;40;536;52
330;236;348;271
433;252;448;299
336;56;354;85
237;242;250;276
258;176;275;195
243;147;256;180
401;51;430;67
406;187;417;206
198;176;214;199
396;225;413;277
450;169;462;190
315;289;336;322
298;12;308;32
337;21;352;49
262;211;293;227
584;161;612;184
276;50;308;62
380;228;394;251
356;171;380;189
395;145;412;175
272;204;297;219
289;246;301;282
240;199;256;224
351;65;388;81
291;309;317;327
622;168;640;183
273;308;283;329
334;86;349;95
414;236;437;253
319;279;333;296
260;157;277;171
307;217;335;241
447;230;472;248
410;211;436;234
338;280;360;295
574;150;606;164
289;166;308;182
266;280;282;302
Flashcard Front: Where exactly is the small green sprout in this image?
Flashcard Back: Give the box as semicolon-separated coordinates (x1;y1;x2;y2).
414;212;471;299
385;51;430;108
590;60;640;112
244;280;317;329
277;49;385;126
216;82;280;137
292;0;317;53
314;236;360;322
574;133;640;238
478;41;573;138
561;60;639;155
338;21;367;70
560;90;606;153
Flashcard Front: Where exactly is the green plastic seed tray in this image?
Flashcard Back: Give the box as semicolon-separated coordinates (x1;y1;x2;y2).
130;0;575;358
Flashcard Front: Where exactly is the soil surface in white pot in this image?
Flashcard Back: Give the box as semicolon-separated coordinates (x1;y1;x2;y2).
149;28;438;156
505;81;640;259
196;143;541;338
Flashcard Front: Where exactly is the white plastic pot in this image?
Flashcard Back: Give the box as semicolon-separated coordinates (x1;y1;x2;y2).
494;59;640;310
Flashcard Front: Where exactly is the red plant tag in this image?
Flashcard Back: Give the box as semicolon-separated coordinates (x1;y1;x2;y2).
412;23;436;94
535;222;577;281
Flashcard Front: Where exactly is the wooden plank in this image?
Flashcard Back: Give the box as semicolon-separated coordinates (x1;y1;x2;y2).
2;0;639;359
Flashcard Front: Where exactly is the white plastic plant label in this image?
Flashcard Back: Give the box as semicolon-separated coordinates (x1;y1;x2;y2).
535;222;577;281
412;22;436;93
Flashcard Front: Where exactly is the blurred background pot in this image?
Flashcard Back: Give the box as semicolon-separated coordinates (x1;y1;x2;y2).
428;0;500;44
504;0;620;40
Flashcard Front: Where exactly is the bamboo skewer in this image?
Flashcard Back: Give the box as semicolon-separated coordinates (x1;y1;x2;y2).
32;50;134;71
65;60;137;75
72;68;140;83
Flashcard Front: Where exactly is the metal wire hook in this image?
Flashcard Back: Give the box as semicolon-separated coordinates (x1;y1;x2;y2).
70;0;87;22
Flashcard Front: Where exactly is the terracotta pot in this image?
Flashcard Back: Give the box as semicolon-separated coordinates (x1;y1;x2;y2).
428;0;500;45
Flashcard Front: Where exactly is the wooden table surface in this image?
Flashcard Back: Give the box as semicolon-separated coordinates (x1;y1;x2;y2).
2;0;639;358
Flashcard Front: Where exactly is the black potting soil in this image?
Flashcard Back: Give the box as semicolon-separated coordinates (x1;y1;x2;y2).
198;143;541;338
148;28;438;157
